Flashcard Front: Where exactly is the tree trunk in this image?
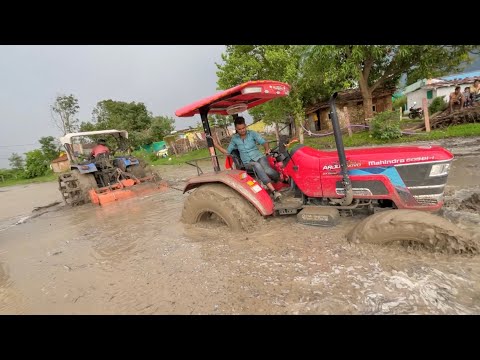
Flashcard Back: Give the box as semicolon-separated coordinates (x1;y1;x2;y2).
358;72;374;122
362;93;374;122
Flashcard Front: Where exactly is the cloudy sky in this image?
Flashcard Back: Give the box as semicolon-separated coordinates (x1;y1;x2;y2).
0;45;227;168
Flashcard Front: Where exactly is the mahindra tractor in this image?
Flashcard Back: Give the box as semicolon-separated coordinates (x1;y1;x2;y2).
58;130;164;206
175;80;477;252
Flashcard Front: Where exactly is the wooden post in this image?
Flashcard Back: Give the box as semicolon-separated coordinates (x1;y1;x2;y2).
399;107;402;121
422;98;430;133
343;106;353;137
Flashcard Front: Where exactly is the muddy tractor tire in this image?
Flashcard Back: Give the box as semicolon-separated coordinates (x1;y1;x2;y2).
181;183;261;232
127;164;147;179
58;169;98;206
347;209;479;254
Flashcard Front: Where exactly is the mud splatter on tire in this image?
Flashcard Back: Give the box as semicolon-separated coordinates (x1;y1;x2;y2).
181;183;262;232
347;209;479;254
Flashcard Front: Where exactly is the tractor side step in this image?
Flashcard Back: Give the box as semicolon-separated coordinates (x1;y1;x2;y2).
297;206;340;227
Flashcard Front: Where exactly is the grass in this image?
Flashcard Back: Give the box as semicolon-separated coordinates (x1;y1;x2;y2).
303;123;480;150
0;172;58;188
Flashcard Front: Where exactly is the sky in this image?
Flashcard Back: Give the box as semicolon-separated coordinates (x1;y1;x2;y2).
0;45;228;169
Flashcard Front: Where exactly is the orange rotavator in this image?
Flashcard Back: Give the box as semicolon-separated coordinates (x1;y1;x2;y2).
57;130;167;206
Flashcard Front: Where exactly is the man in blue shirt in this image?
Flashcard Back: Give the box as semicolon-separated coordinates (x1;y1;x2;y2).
211;116;282;201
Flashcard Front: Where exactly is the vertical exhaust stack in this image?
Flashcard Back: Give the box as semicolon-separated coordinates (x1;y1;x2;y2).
329;92;353;206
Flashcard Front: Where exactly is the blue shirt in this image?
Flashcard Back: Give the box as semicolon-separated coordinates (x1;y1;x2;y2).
227;130;266;164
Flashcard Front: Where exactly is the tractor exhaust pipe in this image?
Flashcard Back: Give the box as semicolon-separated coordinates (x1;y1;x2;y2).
329;92;353;206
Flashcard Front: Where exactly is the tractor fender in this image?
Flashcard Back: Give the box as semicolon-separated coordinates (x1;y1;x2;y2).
183;170;274;216
71;164;97;174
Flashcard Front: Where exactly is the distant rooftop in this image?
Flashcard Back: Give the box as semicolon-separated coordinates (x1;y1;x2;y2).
440;70;480;81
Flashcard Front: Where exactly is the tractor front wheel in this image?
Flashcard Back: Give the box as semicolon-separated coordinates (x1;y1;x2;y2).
347;209;479;254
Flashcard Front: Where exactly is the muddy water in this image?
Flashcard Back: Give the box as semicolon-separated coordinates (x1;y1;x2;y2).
0;139;479;314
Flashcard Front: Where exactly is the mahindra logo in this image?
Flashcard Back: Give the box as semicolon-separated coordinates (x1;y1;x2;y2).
272;86;284;91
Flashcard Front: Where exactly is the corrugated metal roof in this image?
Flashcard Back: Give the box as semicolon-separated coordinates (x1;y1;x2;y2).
423;76;480;90
440;70;480;81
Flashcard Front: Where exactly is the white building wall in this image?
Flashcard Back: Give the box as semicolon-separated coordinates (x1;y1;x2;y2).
406;88;428;111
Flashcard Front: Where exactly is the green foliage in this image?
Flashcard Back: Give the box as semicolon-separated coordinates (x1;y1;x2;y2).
428;96;448;114
8;152;24;171
80;100;175;149
370;111;402;140
24;149;49;178
51;94;80;135
0;171;56;188
392;95;407;110
216;45;305;127
39;136;60;162
300;45;479;119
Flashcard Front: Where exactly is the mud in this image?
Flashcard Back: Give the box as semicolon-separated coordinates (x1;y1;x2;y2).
0;138;480;314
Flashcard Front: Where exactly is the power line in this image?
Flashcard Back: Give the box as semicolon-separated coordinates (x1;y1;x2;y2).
0;143;37;148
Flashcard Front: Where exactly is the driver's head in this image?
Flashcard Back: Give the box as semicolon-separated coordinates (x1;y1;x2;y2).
234;116;247;135
97;138;107;145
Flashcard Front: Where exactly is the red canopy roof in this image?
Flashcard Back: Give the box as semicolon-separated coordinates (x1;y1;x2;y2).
175;80;291;117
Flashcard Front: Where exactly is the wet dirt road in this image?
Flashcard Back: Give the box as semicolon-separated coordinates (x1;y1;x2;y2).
1;137;480;314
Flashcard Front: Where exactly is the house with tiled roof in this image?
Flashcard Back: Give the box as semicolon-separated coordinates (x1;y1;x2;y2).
403;71;480;110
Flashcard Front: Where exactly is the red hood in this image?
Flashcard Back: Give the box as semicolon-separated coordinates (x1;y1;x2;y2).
293;145;453;171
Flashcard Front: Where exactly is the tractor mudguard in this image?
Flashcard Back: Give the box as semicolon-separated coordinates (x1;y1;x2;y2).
183;169;275;216
71;163;98;174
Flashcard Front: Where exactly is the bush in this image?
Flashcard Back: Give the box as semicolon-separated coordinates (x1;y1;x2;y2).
370;111;402;140
392;95;407;111
428;96;448;114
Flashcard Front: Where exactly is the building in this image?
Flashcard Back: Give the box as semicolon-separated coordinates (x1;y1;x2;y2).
305;87;394;132
403;71;480;110
50;154;70;173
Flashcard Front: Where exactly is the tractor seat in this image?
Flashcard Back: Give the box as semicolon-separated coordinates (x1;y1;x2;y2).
94;152;114;170
229;149;256;177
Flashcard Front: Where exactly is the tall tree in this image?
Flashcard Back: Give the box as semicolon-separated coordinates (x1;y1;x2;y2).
216;45;307;142
301;45;479;119
149;115;176;142
85;100;153;148
51;94;80;135
8;153;24;171
39;136;60;162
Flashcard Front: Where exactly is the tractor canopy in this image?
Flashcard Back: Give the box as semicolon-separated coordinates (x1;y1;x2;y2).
175;80;290;117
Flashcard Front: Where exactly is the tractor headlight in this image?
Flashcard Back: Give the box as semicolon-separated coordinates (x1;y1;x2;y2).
429;162;451;177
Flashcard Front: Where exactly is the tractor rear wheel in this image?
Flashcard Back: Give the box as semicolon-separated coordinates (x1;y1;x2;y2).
181;183;261;232
347;209;479;254
58;169;97;206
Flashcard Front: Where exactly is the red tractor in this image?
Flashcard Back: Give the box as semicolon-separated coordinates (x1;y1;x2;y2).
176;80;476;252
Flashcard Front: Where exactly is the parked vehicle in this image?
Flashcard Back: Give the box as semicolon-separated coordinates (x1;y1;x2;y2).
408;102;424;119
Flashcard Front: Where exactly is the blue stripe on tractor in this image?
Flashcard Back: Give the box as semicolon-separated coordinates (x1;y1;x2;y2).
348;167;407;189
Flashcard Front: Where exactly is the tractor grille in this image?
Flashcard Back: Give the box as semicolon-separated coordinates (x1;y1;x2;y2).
395;160;451;206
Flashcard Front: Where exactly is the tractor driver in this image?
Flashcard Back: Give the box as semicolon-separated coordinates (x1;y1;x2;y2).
90;138;110;159
210;116;282;201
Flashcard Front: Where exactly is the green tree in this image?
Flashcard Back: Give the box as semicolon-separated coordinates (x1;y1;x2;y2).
39;136;60;162
51;94;80;135
149;115;176;142
301;45;478;120
216;45;306;142
24;149;48;178
8;153;24;171
84;100;153;148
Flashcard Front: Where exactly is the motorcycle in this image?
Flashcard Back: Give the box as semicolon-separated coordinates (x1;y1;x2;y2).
408;102;423;119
